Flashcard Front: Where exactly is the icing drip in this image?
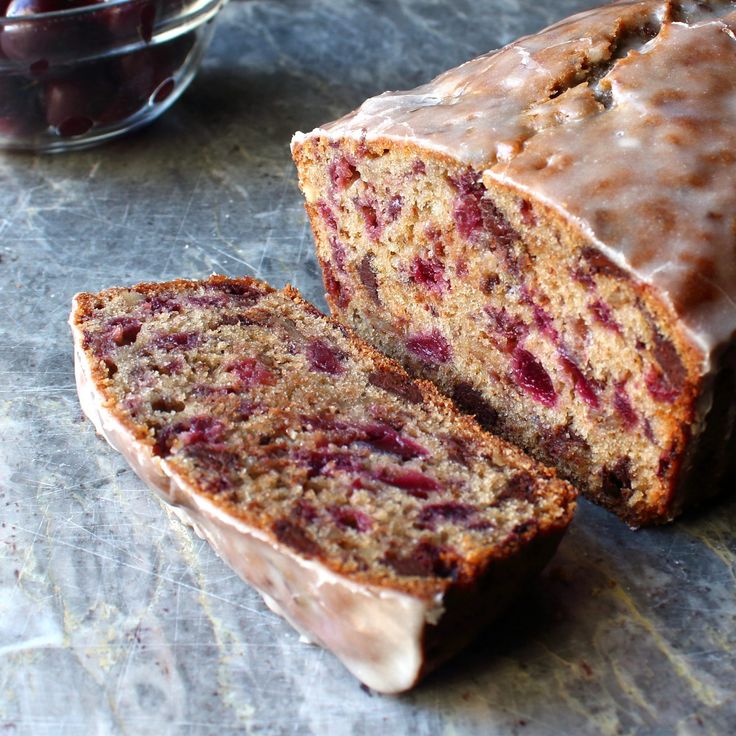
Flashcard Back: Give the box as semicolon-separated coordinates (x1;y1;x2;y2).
293;0;736;357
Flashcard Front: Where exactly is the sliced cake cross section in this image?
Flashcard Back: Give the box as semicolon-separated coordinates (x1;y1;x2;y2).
70;275;575;693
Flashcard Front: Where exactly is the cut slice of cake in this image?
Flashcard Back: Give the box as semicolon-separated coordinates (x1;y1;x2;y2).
291;0;736;526
70;275;575;694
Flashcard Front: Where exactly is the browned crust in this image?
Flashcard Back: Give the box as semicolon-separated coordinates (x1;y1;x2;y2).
74;275;277;319
416;523;566;685
72;275;576;599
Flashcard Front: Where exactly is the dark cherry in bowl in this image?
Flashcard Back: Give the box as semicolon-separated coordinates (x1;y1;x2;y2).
0;0;225;151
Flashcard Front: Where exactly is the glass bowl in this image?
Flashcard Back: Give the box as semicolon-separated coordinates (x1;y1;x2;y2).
0;0;226;152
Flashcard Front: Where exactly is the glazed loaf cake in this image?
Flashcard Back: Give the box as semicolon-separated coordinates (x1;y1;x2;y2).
70;275;575;694
292;0;736;526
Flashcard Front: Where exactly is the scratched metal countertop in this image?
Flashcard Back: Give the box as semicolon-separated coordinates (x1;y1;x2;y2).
1;1;735;734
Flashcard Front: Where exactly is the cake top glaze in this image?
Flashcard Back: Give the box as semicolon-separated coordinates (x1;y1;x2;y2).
294;1;736;357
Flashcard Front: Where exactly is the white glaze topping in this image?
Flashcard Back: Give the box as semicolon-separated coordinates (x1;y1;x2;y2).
293;0;736;357
69;298;444;695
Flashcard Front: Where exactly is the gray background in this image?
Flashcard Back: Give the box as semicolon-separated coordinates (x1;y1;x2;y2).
1;1;735;734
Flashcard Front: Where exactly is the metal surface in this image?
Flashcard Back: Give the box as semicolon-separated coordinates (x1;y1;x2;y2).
1;1;734;733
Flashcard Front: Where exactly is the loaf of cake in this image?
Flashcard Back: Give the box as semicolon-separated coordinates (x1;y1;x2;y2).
291;0;736;526
69;275;575;693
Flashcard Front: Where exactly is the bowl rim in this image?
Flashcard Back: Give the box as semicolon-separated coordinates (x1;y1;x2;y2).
0;0;224;24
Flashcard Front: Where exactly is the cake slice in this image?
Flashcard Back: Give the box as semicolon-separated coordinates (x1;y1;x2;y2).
70;275;575;694
291;0;736;526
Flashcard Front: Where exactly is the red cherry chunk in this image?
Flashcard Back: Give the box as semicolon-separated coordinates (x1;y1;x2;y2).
329;235;347;272
613;383;638;429
296;449;362;478
299;413;348;433
375;468;441;498
181;445;240;496
386;194;403;222
355;193;382;240
540;424;591;468
178;416;225;447
410;256;448;294
361;423;427;460
154;415;225;456
143;294;182;314
305;338;345;375
530;303;559;341
329;155;358;190
484;306;527;353
359;253;380;305
317;200;337;231
480;198;519;246
406;330;451;365
497;471;535;502
213;281;264;301
645;367;678;403
226;358;276;388
151;331;200;352
109;317;141;347
519;199;536;227
558;350;599;408
589;299;621;333
186;292;229;309
418;502;475;525
652;332;686;392
512;348;557;407
443;433;478;467
292;499;319;523
453;187;483;238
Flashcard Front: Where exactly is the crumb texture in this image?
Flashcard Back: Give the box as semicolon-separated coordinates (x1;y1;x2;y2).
72;276;574;595
292;1;736;525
